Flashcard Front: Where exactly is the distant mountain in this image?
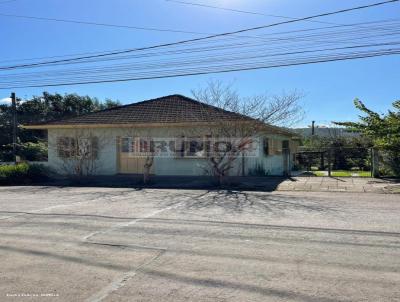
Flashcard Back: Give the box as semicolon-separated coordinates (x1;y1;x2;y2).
292;127;360;138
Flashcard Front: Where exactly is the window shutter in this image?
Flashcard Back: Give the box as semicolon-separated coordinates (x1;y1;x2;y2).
263;138;270;156
277;140;281;155
91;137;99;159
175;136;185;157
57;137;67;158
57;137;76;158
205;135;212;157
270;139;276;155
70;138;77;157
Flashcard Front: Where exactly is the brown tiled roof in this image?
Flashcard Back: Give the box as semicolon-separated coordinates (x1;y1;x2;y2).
35;94;253;126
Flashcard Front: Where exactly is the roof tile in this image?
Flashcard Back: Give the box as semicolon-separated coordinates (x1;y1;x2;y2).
38;94;252;126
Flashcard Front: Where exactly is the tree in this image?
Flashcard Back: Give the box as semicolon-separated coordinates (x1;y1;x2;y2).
0;92;120;161
335;99;400;176
192;80;304;183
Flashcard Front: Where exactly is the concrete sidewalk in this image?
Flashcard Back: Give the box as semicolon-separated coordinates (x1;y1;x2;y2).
37;175;400;194
276;177;399;194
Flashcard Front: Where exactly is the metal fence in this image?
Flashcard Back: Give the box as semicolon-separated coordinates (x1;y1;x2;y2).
293;147;377;177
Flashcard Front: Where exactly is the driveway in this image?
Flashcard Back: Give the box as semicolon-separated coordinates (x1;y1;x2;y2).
0;186;399;301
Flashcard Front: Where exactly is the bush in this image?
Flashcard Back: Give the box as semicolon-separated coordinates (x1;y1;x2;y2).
27;164;50;182
0;145;14;162
0;163;29;184
380;149;400;177
0;163;49;185
19;142;48;161
0;142;48;162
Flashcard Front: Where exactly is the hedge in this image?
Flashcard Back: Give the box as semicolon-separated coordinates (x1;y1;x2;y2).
0;163;49;185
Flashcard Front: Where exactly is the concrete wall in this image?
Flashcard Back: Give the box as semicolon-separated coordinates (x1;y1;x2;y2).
48;127;292;176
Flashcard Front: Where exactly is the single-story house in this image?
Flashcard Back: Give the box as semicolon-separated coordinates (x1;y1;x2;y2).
24;94;300;176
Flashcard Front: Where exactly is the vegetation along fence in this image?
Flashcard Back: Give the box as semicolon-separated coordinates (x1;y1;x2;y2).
293;147;398;178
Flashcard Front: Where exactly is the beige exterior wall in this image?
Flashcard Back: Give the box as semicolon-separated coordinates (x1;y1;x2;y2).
48;126;295;176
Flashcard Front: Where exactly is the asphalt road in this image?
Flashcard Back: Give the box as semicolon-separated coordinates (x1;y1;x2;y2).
0;186;399;302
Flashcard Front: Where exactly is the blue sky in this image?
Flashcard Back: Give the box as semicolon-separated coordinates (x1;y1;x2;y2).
0;0;399;127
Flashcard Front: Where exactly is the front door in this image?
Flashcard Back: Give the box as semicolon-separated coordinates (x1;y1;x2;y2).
117;137;154;174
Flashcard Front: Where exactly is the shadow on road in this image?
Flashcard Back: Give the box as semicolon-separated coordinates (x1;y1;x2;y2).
3;175;289;192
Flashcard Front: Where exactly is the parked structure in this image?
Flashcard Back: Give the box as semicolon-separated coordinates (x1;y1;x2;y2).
24;95;300;176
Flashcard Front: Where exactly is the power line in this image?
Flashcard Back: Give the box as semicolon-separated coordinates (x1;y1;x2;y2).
165;0;342;26
4;26;399;73
3;21;400;75
2;29;399;84
164;0;393;27
2;41;398;81
1;18;398;65
1;0;398;71
166;0;291;18
1;0;398;88
0;0;18;4
3;49;399;87
0;12;213;35
1;49;398;89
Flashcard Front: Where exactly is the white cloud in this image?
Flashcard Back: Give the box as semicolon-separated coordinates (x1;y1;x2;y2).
0;97;12;105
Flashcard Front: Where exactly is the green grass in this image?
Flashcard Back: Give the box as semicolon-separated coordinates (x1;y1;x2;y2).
311;170;372;177
352;170;372;177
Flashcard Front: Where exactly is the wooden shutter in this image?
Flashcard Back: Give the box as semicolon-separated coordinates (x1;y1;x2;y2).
69;138;77;157
268;139;274;155
57;137;76;158
263;138;270;156
57;137;67;158
91;137;99;159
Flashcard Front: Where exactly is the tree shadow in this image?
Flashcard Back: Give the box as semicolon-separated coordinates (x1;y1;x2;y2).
0;175;289;192
183;190;336;214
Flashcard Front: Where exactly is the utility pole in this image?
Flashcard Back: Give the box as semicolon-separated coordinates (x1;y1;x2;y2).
311;121;315;136
11;92;17;164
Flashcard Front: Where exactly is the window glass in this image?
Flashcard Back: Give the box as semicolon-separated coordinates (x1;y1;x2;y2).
186;138;205;157
121;137;131;153
282;140;289;150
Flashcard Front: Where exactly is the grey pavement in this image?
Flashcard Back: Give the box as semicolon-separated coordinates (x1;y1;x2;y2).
276;177;399;193
44;175;400;194
0;186;399;301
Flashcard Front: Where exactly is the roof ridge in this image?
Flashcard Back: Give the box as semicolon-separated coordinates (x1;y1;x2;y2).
33;94;190;125
174;94;252;120
28;94;258;127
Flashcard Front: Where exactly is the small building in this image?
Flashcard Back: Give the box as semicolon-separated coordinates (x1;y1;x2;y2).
24;95;300;176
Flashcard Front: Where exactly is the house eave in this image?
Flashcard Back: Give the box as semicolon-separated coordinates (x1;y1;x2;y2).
22;121;300;138
22;122;224;130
